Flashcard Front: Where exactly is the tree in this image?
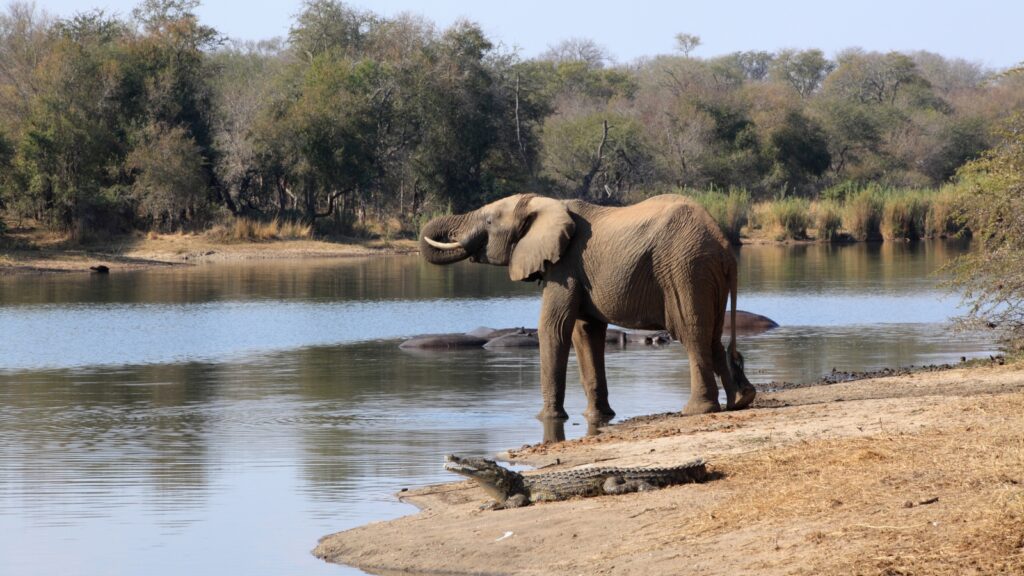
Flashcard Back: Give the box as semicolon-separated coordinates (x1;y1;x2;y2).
770;49;834;97
948;112;1024;350
918;115;990;183
911;51;985;97
278;54;386;223
12;10;129;234
126;122;208;229
412;20;502;211
731;50;774;81
125;0;223;211
288;0;374;61
541;111;654;200
764;110;831;194
813;96;884;178
0;2;53;133
209;40;288;216
825;49;930;106
674;33;700;57
539;38;609;68
0;128;12;214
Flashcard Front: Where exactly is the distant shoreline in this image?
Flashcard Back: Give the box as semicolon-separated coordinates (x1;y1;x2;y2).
1;227;961;277
0;232;420;276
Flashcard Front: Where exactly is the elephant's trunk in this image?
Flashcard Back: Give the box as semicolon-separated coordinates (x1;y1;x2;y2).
420;214;484;265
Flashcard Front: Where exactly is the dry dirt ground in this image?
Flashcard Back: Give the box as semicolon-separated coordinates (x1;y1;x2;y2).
315;363;1024;576
0;228;417;274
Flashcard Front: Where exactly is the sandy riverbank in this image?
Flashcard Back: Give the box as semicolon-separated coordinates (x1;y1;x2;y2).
0;230;418;275
314;362;1024;575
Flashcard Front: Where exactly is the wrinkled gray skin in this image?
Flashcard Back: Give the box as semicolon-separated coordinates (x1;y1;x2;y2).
420;194;756;420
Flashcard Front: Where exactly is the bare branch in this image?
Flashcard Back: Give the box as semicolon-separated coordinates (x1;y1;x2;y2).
575;119;609;199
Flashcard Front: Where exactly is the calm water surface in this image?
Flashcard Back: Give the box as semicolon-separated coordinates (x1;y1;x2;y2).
0;241;996;575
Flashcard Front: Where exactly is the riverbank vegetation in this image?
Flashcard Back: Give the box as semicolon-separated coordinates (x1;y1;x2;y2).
1;0;1022;242
682;183;969;243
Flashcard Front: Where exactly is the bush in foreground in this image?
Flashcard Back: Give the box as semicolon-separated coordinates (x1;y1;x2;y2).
947;113;1024;350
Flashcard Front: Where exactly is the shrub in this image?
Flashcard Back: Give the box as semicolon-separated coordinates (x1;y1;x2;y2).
821;180;861;203
812;200;844;241
767;197;811;240
748;201;772;232
925;186;968;238
218;218;312;241
946;113;1024;351
844;188;885;241
882;191;930;241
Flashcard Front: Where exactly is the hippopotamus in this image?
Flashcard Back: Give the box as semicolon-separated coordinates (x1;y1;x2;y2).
726;310;779;335
398;333;489;350
400;311;777;351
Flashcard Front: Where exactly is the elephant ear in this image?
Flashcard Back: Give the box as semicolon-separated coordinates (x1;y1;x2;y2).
509;195;575;281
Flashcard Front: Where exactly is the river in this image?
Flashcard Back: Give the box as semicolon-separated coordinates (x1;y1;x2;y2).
0;241;996;575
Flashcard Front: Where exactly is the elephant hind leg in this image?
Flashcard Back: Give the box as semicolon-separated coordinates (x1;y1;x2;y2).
713;340;756;410
679;334;722;415
666;284;722;416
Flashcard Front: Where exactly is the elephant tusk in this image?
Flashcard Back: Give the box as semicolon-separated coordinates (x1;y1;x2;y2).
423;236;463;250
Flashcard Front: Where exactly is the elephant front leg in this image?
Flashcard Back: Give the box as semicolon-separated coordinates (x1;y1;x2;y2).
536;282;578;421
572;318;615;422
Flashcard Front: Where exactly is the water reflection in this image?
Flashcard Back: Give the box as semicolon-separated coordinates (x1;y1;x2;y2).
0;241;997;576
736;238;970;294
0;256;538;306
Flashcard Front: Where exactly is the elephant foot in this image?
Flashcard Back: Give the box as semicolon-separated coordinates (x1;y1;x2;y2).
583;404;615;423
681;398;722;416
727;386;757;411
536;406;569;420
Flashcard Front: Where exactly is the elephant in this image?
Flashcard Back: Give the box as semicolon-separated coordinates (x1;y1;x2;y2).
420;193;756;420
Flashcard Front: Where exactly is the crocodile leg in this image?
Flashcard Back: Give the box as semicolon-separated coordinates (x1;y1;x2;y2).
602;476;656;495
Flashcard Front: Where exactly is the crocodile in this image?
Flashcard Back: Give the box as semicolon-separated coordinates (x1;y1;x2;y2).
443;454;708;509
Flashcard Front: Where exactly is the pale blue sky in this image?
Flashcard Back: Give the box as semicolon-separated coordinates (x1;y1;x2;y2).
32;0;1023;69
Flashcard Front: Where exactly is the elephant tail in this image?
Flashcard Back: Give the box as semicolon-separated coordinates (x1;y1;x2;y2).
727;261;752;391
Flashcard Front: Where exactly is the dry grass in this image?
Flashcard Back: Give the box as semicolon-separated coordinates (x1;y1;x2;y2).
844;188;886;241
684;188;751;245
811;200;844;241
685;393;1024;575
216;218;313;242
766;197;812;240
882;191;931;241
925;186;967;239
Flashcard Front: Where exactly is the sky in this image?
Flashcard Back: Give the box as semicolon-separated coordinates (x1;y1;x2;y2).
31;0;1024;69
